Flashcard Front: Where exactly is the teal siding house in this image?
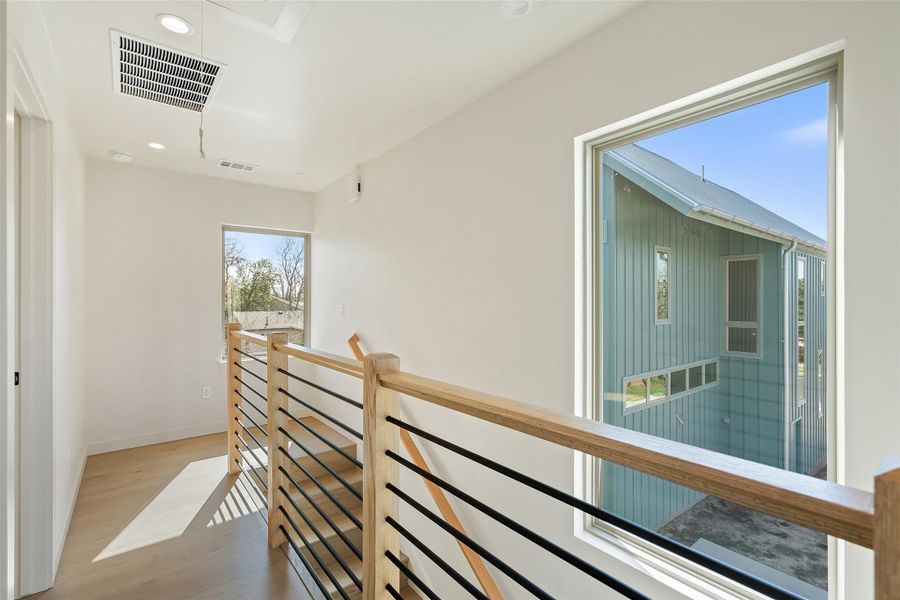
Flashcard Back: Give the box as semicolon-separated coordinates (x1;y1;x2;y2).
599;144;827;530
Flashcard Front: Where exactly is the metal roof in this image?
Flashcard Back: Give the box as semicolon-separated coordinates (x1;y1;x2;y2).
606;144;826;252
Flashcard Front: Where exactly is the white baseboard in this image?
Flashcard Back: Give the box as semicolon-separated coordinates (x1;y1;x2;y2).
53;450;86;579
87;421;227;455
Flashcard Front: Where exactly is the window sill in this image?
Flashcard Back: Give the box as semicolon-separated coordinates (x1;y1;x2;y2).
576;520;770;600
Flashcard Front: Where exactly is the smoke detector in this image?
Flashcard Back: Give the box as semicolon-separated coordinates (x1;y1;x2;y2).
218;159;258;173
110;30;226;113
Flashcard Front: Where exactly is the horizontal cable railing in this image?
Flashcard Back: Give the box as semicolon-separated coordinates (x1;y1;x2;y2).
226;324;898;600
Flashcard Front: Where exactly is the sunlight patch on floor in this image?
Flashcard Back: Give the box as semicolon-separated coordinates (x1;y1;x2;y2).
206;473;263;527
93;455;228;561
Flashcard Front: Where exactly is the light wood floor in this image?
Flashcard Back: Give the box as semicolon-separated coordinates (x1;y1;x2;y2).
32;433;313;600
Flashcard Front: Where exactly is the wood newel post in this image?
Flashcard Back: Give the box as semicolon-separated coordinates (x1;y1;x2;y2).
267;332;290;547
874;459;900;599
226;323;243;475
363;353;401;600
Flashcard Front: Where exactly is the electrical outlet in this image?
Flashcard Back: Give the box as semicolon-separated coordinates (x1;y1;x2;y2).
337;304;345;318
202;385;212;399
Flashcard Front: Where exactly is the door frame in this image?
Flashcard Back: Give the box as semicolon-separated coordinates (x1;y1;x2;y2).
5;39;55;598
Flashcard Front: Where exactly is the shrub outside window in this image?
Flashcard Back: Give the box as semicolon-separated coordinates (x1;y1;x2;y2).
655;247;671;324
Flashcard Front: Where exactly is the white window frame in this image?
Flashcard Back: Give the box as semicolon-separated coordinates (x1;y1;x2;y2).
622;358;720;415
221;225;311;359
654;245;672;325
817;349;825;419
724;255;762;358
574;47;841;599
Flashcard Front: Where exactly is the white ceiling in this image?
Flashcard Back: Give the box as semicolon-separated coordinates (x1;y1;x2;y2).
41;1;634;193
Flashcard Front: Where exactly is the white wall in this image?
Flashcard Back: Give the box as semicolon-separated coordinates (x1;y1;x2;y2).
84;160;314;454
311;1;900;598
8;0;89;582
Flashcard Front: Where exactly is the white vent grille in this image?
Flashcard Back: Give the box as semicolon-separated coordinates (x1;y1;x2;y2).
218;159;258;173
111;31;226;113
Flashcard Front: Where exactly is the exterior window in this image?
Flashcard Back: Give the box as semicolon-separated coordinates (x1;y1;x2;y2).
224;227;309;353
797;257;807;406
624;378;648;409
688;365;703;389
817;350;824;418
726;257;760;355
704;362;717;384
670;370;687;394
649;374;668;401
820;261;826;297
655;247;671;324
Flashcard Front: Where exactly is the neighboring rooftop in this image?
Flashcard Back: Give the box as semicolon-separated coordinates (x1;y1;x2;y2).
606;143;827;252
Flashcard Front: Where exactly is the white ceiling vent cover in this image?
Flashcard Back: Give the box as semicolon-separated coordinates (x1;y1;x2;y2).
110;30;226;113
218;159;258;173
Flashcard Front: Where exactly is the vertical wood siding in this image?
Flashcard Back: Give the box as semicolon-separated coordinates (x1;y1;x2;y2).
599;167;827;530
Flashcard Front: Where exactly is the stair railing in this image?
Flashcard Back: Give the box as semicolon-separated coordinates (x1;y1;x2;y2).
349;333;503;600
228;324;899;600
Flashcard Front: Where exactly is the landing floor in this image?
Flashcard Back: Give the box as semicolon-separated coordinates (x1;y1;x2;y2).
31;433;312;600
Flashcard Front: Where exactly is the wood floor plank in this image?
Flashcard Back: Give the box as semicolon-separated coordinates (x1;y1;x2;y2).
30;433;313;600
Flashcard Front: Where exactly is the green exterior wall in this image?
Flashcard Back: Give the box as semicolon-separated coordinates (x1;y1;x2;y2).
599;163;827;530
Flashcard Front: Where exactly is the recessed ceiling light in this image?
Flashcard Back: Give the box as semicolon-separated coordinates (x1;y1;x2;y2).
148;142;166;150
500;0;533;19
157;14;194;35
110;150;133;162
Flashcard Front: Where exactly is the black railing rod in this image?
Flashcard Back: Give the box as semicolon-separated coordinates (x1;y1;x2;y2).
278;427;363;501
387;417;801;600
235;418;268;456
386;549;440;600
279;505;352;600
386;516;488;600
234;444;269;493
236;348;267;365
388;483;553;600
277;447;363;530
385;583;404;600
278;407;362;469
279;387;363;441
234;457;268;509
234;389;268;420
278;465;362;559
388;450;647;600
280;524;330;600
278;368;363;410
234;361;268;385
235;404;267;437
234;375;268;404
278;485;362;591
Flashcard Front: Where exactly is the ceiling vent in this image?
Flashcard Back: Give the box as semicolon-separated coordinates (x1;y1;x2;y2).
110;30;226;113
218;159;258;173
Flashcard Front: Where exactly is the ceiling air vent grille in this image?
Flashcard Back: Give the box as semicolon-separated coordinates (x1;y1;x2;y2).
218;159;258;173
111;30;226;113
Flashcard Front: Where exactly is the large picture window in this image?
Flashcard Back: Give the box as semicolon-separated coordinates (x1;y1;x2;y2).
726;257;760;356
588;69;834;596
223;226;309;352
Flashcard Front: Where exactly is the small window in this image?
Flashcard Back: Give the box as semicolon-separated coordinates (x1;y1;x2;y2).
688;366;703;389
670;370;687;394
819;261;826;297
704;362;717;384
649;374;668;402
655;247;671;324
624;379;648;409
726;257;760;355
797;257;807;406
817;350;824;418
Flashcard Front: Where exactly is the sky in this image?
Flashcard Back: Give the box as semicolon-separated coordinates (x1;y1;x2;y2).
632;82;829;241
226;229;303;262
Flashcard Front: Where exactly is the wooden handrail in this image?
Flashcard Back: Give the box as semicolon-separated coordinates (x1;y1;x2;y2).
379;369;876;549
275;340;364;379
349;334;504;600
231;329;269;346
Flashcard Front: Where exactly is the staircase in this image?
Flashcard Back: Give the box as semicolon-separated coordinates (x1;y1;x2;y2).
243;415;421;600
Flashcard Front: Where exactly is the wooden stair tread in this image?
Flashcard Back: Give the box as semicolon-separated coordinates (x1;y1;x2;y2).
285;416;356;459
